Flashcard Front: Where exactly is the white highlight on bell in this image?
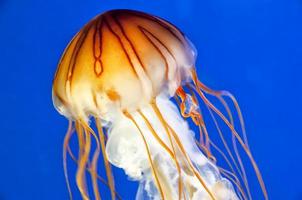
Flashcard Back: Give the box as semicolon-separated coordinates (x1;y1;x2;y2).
105;95;239;200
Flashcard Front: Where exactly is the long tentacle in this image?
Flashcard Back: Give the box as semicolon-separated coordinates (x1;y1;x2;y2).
188;83;251;199
192;72;251;195
176;85;249;199
218;167;246;200
66;134;123;200
208;141;247;200
190;72;268;199
138;110;174;157
195;139;246;200
205;98;251;199
80;121;102;200
75;120;91;200
75;121;84;160
151;102;216;200
74;121;89;197
124;111;165;200
190;85;250;198
198;80;249;148
192;79;252;199
63;120;74;199
63;119;124;200
190;99;247;199
95;118;116;200
138;109;184;200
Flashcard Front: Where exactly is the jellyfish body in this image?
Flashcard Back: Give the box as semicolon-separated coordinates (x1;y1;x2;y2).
52;9;267;200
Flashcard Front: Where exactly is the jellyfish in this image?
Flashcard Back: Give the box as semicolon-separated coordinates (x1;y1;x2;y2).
52;9;268;200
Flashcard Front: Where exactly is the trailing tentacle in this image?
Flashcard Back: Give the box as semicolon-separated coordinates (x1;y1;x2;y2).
63;120;74;199
190;70;268;199
95;118;116;200
124;111;166;200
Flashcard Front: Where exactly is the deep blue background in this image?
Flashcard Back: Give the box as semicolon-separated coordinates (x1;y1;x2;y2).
0;0;301;199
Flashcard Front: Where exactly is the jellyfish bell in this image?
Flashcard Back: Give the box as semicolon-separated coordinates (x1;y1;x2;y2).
52;9;267;200
53;9;196;121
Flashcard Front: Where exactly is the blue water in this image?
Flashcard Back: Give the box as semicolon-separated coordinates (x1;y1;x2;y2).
0;0;301;199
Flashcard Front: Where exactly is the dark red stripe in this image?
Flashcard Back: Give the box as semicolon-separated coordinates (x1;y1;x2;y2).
103;16;138;77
